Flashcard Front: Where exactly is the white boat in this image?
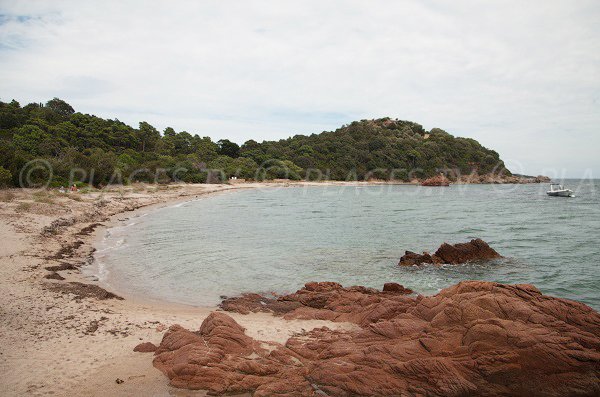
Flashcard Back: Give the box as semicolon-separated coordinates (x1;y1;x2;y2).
546;183;574;197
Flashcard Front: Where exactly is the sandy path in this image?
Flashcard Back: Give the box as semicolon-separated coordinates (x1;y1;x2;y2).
0;182;357;396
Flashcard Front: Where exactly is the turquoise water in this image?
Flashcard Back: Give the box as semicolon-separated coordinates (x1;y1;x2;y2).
95;181;600;309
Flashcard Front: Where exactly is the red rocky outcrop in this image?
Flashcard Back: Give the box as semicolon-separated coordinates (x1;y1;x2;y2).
399;238;502;266
421;174;450;186
154;281;600;396
220;281;414;325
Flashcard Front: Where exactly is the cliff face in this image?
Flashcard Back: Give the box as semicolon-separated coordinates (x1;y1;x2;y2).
152;280;600;396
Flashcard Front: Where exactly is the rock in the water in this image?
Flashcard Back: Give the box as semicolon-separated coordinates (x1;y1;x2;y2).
133;342;157;353
156;281;600;396
435;238;501;264
398;250;442;266
399;238;501;266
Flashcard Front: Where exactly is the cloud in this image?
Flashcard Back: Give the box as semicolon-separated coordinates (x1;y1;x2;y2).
0;0;599;176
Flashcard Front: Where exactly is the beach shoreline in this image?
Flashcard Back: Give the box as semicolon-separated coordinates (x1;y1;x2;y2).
2;180;596;396
0;181;367;396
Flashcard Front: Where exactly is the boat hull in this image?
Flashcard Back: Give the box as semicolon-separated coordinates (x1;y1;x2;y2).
547;190;574;197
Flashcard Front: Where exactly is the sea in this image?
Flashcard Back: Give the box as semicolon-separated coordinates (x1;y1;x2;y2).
92;180;600;309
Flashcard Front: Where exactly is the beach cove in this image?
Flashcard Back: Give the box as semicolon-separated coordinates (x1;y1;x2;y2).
0;181;598;396
0;182;357;396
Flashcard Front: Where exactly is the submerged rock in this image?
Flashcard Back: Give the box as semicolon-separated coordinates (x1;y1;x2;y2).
154;281;600;396
399;238;502;266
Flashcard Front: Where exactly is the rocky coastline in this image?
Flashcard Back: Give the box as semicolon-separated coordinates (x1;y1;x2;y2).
149;280;600;396
1;180;595;397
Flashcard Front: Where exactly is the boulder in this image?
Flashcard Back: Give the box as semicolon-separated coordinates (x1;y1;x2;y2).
435;238;501;264
382;282;413;294
154;280;600;396
399;238;501;266
398;250;441;266
133;342;157;353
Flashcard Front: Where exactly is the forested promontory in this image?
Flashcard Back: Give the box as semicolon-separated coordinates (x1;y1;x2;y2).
0;98;510;187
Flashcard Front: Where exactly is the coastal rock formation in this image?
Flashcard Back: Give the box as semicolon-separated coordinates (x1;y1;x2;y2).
154;281;600;396
399;238;502;266
220;281;414;324
455;173;551;184
421;174;450;186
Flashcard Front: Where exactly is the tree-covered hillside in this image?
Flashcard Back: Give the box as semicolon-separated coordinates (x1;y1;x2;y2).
0;98;508;187
240;118;507;180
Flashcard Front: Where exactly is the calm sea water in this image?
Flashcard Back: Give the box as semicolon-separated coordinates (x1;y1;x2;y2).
94;180;600;309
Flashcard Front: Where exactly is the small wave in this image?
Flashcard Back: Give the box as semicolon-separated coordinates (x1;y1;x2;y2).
456;228;484;233
96;236;127;254
96;259;110;282
507;226;529;231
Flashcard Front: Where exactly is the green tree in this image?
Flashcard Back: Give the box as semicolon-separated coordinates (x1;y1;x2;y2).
217;139;240;158
12;125;52;155
46;98;75;117
137;122;161;152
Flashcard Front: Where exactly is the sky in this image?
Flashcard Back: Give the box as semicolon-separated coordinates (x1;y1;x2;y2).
0;1;599;177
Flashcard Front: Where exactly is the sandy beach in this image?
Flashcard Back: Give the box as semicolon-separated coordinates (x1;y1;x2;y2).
0;182;359;397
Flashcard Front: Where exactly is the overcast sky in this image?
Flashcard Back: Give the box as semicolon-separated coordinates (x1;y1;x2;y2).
1;1;598;177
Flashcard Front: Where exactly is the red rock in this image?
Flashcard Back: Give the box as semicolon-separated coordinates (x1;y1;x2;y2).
398;250;441;266
421;174;450;186
399;238;502;266
220;293;301;315
435;238;501;264
156;281;600;396
133;342;157;352
382;282;413;294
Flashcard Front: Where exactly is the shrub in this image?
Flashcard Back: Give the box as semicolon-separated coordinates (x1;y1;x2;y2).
0;166;12;187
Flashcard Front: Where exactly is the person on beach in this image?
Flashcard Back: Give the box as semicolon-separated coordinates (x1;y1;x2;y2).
70;184;78;192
